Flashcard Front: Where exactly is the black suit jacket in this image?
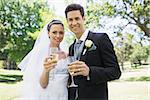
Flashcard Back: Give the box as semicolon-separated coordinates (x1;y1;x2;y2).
68;32;121;100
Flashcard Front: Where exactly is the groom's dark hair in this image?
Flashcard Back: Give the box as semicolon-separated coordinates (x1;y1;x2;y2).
65;3;84;18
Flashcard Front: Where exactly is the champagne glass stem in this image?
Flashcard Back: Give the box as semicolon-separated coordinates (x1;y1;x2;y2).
69;76;78;87
67;56;78;87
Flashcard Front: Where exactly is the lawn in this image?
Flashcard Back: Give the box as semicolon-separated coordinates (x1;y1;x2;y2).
108;81;150;100
0;82;22;100
0;65;150;100
108;65;150;100
0;81;149;100
0;69;22;83
0;69;23;100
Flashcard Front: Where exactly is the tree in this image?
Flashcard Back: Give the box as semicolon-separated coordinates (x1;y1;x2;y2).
0;0;54;69
130;45;149;68
86;0;150;37
114;33;133;70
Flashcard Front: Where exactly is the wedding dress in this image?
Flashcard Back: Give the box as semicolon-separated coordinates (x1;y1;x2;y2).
21;59;69;100
18;22;69;100
40;59;69;100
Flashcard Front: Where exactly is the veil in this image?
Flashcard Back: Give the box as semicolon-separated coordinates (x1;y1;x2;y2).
18;23;49;71
18;23;51;99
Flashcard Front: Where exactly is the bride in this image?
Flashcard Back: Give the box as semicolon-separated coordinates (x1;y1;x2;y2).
18;20;69;100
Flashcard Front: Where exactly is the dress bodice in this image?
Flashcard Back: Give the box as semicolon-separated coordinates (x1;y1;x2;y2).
40;59;69;100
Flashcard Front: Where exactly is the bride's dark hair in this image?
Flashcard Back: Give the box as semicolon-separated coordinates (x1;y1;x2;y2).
47;20;64;32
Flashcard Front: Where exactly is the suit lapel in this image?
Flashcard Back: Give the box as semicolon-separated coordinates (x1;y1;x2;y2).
70;31;93;60
69;40;76;56
80;31;93;61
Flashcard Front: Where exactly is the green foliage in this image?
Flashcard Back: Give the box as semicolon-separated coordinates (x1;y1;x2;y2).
86;2;115;29
39;4;56;26
130;45;150;66
114;33;134;68
0;0;55;69
114;32;149;68
86;0;150;37
0;0;43;62
126;76;150;81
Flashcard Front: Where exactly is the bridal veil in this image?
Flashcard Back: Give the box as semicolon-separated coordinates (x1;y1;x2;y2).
18;23;50;99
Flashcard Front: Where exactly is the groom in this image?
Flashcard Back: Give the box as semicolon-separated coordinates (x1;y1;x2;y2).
65;3;121;100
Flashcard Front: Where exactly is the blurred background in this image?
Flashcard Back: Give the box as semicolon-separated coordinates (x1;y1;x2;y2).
0;0;149;100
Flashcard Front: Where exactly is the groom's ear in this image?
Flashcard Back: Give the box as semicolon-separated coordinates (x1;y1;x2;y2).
66;19;69;23
66;18;69;23
83;16;86;24
83;16;85;21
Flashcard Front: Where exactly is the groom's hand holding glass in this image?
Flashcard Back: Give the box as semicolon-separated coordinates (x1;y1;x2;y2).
68;60;90;76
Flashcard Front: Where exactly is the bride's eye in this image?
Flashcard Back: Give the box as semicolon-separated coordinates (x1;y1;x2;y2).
52;31;57;35
59;31;64;35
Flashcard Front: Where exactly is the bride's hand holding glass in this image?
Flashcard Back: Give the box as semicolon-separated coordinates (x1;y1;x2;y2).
43;56;57;72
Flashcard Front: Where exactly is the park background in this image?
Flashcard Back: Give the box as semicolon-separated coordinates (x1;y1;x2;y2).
0;0;150;100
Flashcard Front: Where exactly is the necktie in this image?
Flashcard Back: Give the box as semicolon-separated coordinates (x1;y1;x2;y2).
73;40;83;100
74;40;82;60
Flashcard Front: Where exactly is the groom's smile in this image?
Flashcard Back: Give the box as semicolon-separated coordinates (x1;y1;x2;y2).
66;10;85;38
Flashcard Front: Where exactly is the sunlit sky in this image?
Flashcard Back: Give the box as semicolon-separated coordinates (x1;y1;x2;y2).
47;0;86;17
47;0;125;34
46;0;149;46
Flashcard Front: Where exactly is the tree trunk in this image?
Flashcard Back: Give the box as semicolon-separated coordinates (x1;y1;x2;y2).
138;60;142;65
137;23;150;37
3;59;17;70
121;62;124;71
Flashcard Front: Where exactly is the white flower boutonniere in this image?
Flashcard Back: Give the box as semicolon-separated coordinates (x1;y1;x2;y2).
83;39;97;55
85;40;93;48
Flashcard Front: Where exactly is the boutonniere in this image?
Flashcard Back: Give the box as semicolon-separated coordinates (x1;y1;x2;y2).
83;39;97;55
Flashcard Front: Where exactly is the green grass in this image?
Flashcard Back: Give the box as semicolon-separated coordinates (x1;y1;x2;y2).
0;81;149;100
0;69;22;75
126;76;150;81
0;69;23;83
0;61;3;68
122;61;150;70
0;64;150;100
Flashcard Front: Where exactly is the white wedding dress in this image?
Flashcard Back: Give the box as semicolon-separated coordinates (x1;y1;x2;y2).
40;59;69;100
20;58;69;100
18;23;69;100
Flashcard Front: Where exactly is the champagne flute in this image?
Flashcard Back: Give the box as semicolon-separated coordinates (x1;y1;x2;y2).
67;56;78;87
48;47;59;80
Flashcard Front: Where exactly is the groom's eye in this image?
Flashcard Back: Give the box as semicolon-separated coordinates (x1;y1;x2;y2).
68;18;73;22
75;17;79;21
